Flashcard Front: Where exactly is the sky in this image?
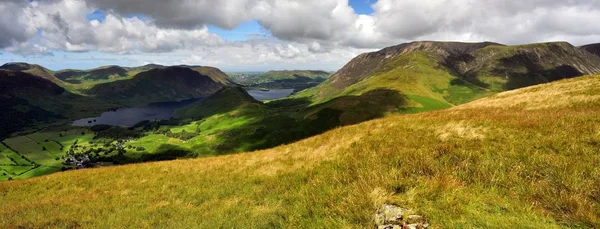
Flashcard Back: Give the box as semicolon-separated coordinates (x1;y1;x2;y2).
1;0;600;72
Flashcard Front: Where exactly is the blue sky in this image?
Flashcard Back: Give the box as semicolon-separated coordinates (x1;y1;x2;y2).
0;0;378;71
205;0;376;42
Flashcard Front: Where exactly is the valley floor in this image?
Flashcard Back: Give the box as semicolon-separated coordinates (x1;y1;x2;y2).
0;76;599;228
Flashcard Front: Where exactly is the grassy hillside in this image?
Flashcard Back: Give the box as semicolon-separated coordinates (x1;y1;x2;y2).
293;41;600;120
55;65;132;84
176;87;263;119
87;66;232;106
0;62;62;85
1;75;599;228
0;70;116;139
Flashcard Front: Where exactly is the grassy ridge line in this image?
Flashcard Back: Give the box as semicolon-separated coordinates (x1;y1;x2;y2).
0;75;599;227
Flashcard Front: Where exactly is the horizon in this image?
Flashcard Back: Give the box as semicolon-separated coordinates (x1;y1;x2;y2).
1;39;595;72
2;0;600;71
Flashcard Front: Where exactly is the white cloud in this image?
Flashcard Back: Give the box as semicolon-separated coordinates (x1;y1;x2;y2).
0;1;33;48
15;0;225;54
371;0;600;45
2;0;600;70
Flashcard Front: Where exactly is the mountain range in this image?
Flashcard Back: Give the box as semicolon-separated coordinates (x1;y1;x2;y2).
293;41;600;126
1;41;600;228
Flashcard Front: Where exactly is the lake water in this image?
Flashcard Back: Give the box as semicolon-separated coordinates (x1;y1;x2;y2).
72;88;294;127
246;89;295;101
72;98;204;127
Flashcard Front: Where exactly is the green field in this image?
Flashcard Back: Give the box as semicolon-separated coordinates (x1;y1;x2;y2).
0;128;95;180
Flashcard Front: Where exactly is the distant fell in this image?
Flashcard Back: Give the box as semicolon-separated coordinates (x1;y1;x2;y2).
0;62;61;84
55;65;129;84
87;66;232;106
581;43;600;57
0;70;114;139
176;86;263;119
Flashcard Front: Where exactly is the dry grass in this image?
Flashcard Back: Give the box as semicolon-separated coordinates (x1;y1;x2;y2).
457;75;600;110
1;75;600;228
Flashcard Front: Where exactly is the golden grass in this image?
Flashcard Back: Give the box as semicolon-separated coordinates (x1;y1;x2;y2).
1;75;600;228
457;75;600;110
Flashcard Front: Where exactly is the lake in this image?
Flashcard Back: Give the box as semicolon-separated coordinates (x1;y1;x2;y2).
72;88;294;127
72;98;204;127
246;89;295;101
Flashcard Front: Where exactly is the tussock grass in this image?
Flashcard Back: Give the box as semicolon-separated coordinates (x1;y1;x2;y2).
1;76;600;228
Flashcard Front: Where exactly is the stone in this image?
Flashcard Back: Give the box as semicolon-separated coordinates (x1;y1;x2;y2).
406;214;425;224
374;204;428;228
375;204;410;227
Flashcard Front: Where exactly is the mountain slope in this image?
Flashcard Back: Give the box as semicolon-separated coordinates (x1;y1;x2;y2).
1;75;599;228
87;66;233;106
0;62;62;85
176;87;263;119
55;65;129;84
581;43;600;57
0;70;114;139
298;41;600;110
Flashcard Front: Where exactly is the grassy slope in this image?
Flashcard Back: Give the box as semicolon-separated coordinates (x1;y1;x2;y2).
175;87;258;119
0;128;94;181
293;51;490;110
293;42;600;117
1;75;599;228
86;67;228;106
0;70;117;138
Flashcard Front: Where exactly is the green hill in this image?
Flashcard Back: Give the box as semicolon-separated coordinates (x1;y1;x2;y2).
295;41;600;119
87;66;234;106
1;74;599;228
0;70;115;139
0;62;62;85
176;87;263;120
55;65;130;84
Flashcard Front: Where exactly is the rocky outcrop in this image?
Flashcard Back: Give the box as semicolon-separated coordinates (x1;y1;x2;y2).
322;41;600;99
328;41;500;90
375;204;429;229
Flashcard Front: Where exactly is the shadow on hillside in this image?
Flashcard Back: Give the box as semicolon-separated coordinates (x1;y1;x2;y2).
201;89;408;154
499;65;583;90
111;144;196;164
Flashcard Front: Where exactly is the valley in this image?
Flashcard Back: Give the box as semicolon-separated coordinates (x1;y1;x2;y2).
1;40;600;227
1;72;599;227
3;41;600;181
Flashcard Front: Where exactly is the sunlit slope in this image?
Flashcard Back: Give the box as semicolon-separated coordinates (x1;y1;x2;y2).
295;41;600;111
1;75;600;228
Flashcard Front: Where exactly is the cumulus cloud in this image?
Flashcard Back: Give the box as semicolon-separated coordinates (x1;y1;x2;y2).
371;0;600;45
181;39;362;71
16;0;226;54
0;1;33;49
2;0;600;69
4;42;53;56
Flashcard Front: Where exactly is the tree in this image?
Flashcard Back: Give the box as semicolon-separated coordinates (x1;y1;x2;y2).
42;146;47;151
